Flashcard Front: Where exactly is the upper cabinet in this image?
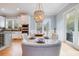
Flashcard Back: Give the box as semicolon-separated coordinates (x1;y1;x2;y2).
0;14;30;30
0;16;5;28
5;17;21;30
20;14;30;25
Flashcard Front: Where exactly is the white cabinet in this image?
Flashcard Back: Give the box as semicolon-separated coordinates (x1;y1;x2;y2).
12;31;22;39
0;16;5;28
20;14;30;24
5;17;21;29
4;31;12;45
0;31;12;50
20;14;30;34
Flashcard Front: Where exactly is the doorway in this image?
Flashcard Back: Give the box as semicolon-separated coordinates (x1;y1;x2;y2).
65;5;79;49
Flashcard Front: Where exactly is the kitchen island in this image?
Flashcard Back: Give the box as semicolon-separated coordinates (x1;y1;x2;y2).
22;37;61;56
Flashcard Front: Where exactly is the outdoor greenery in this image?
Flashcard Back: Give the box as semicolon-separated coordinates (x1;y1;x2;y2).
67;12;75;31
36;22;42;33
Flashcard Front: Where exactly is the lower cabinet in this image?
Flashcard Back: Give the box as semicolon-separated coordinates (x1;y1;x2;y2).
0;31;12;50
12;31;22;39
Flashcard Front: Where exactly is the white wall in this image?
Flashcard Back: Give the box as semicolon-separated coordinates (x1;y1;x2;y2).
29;16;35;31
56;14;65;41
56;4;77;41
49;16;56;31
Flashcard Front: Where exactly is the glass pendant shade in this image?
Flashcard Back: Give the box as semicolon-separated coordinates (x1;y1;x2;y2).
34;4;44;22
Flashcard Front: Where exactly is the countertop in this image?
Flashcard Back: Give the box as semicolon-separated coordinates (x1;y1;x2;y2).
4;29;21;31
22;38;61;47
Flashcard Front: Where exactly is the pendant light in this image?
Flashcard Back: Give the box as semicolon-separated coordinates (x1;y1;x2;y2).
34;3;44;22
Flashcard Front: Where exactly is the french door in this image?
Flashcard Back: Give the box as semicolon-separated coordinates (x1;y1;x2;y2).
66;5;79;49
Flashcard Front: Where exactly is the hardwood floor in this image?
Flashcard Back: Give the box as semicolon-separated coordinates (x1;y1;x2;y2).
60;42;79;56
0;39;22;56
0;39;79;56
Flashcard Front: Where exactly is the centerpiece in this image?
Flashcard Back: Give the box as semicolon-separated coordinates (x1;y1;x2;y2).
36;38;45;43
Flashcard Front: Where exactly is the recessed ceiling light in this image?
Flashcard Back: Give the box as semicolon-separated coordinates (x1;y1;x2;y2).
17;8;20;11
1;8;5;11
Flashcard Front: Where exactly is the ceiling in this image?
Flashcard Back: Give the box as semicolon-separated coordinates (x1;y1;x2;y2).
0;3;69;16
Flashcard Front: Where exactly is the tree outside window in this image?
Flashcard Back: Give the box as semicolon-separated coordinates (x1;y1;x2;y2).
36;22;42;33
67;12;75;32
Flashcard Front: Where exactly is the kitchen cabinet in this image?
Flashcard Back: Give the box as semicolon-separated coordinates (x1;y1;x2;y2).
0;31;12;50
12;31;22;39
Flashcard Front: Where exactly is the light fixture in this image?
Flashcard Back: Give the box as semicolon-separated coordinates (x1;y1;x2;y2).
1;8;5;11
17;8;20;11
34;3;44;22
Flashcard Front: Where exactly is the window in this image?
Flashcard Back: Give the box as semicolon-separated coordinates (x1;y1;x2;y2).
44;22;49;35
36;22;42;33
67;15;74;31
34;18;52;35
66;9;76;43
66;10;75;32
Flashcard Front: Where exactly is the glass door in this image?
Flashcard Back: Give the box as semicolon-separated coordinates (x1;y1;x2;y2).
66;6;79;49
66;9;75;43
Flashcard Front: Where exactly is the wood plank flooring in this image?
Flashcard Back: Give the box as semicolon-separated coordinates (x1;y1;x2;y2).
0;39;22;56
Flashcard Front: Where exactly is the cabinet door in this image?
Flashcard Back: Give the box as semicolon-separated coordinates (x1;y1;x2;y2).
4;32;12;45
0;33;4;47
6;19;13;29
0;16;5;28
14;19;19;29
12;31;21;39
